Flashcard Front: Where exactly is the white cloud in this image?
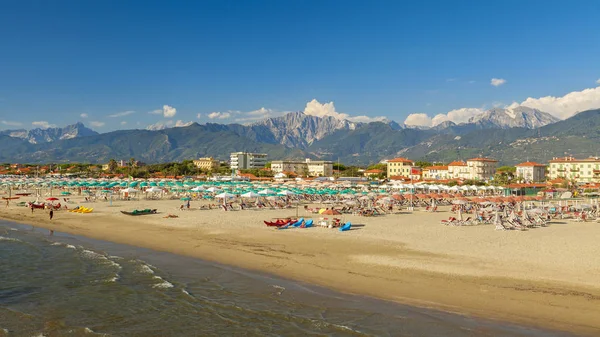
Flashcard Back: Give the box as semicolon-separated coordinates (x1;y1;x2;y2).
510;86;600;119
174;120;193;127
120;121;127;125
208;111;232;119
196;113;202;119
403;113;433;127
233;107;289;123
405;108;484;127
90;121;105;128
108;110;135;118
80;113;88;119
404;85;600;126
149;105;177;118
491;78;506;87
303;99;387;123
596;78;600;85
145;119;193;130
1;120;23;127
32;121;56;129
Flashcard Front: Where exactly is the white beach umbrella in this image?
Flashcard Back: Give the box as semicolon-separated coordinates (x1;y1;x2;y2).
121;187;139;193
277;190;296;196
241;191;260;198
258;189;276;195
215;192;235;199
191;186;205;192
205;187;220;193
146;187;163;193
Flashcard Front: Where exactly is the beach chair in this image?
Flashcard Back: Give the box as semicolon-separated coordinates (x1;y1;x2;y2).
339;222;351;232
301;219;314;228
291;218;304;227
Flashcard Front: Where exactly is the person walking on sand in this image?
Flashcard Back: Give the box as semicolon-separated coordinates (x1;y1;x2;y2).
49;209;54;220
5;199;8;208
31;204;34;213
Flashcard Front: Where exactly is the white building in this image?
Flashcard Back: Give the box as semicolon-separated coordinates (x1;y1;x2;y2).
447;161;470;180
515;161;546;182
466;158;498;181
548;156;600;183
230;152;268;172
271;159;333;177
422;165;449;180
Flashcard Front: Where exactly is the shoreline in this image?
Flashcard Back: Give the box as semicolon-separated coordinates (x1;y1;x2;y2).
1;202;599;336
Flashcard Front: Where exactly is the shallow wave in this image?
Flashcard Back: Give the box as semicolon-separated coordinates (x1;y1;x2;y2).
152;276;174;289
138;264;154;274
0;236;22;242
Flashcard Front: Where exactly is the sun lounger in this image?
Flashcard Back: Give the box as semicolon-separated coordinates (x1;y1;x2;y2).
339;222;351;231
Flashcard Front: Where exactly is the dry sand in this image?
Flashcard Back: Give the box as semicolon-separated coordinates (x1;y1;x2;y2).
2;196;600;335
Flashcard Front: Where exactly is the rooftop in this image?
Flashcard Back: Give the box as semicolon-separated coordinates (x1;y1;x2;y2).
516;161;546;167
549;156;600;163
423;165;448;170
447;161;467;166
387;157;413;163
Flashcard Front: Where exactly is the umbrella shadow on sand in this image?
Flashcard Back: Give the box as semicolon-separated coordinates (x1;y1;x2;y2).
345;224;366;231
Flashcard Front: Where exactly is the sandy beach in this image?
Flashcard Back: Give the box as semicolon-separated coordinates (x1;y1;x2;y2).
2;196;600;335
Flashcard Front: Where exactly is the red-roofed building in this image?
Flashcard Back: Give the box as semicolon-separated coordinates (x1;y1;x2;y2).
447;161;470;180
386;158;414;178
515;161;546;182
422;165;449;180
363;169;384;177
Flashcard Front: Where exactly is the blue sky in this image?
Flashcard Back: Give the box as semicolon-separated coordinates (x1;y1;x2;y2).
1;0;600;130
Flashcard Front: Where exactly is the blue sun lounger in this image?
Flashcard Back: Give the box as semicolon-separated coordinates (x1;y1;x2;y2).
339;222;351;231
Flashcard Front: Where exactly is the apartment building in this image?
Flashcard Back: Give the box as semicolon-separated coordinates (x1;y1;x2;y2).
386;157;414;178
422;165;449;180
548;156;600;183
193;157;221;171
230;152;268;172
271;159;333;177
466;158;498;180
515;161;546;182
447;161;470;180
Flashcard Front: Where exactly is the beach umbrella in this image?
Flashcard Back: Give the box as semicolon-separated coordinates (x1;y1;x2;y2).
277;190;296;196
121;187;139;193
215;192;235;199
321;208;341;215
241;191;260;198
180;197;191;201
46;197;59;201
146;187;163;193
258;189;276;195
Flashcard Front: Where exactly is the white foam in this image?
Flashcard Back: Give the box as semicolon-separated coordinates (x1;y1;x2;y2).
8;227;18;231
182;289;192;297
106;260;122;270
51;242;62;246
271;285;285;295
66;244;76;249
152;276;174;289
106;275;120;283
0;236;21;242
1;327;8;334
138;264;154;274
81;249;108;261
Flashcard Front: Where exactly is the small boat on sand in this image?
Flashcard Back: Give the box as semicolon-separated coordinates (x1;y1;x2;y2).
121;209;158;216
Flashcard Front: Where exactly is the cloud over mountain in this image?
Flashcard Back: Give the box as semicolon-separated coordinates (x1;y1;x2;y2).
303;99;387;123
149;105;177;118
403;86;600;127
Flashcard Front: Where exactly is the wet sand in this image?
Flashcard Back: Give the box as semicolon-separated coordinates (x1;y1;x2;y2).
2;197;600;335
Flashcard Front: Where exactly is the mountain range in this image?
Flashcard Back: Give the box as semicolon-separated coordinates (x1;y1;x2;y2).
0;107;598;166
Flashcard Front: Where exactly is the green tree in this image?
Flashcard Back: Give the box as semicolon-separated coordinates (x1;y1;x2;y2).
108;159;118;173
414;161;432;168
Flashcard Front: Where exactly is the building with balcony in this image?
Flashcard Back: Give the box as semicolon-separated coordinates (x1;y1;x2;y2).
422;165;449;180
230;152;268;172
193;157;221;171
271;159;333;177
466;158;498;181
548;156;600;183
447;161;470;180
515;161;546;182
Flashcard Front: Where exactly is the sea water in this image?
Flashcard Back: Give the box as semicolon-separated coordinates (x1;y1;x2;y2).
0;221;574;336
